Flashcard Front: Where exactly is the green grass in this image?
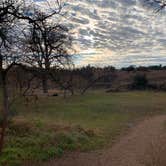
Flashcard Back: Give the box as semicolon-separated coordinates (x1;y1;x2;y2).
1;91;166;165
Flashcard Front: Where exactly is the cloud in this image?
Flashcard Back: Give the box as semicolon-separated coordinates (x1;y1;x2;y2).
35;0;166;67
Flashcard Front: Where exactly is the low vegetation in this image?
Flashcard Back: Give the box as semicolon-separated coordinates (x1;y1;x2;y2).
131;74;148;90
0;91;166;165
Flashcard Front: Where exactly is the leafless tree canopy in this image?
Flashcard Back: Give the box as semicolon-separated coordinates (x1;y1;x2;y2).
0;0;73;153
21;9;74;93
24;12;73;69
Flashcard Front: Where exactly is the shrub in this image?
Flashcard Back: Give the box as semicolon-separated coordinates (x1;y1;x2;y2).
121;65;136;72
147;83;158;90
131;74;148;90
159;83;166;91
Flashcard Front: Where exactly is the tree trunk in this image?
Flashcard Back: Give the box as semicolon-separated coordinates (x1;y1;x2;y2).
63;89;67;98
70;88;74;96
42;75;48;94
42;58;50;94
0;72;9;154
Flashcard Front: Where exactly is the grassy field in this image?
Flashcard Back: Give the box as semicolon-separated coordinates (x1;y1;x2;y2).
0;91;166;165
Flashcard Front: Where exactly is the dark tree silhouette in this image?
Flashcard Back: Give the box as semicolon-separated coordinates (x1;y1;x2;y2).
23;10;73;93
0;0;66;153
0;0;21;153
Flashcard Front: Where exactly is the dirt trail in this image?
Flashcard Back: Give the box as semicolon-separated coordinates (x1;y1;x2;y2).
25;115;166;166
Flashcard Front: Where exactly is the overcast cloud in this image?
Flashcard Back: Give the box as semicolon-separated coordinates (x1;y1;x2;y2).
35;0;166;67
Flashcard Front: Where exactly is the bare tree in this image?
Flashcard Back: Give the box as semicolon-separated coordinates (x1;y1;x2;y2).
0;0;67;153
50;67;75;98
23;10;73;93
0;0;21;153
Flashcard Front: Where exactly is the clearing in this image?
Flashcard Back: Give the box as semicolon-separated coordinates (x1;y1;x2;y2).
0;91;166;165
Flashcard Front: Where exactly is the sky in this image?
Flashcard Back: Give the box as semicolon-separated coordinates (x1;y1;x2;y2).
34;0;166;68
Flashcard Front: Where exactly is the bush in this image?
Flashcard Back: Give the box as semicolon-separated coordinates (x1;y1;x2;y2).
147;83;158;90
121;65;136;72
159;83;166;91
131;74;148;90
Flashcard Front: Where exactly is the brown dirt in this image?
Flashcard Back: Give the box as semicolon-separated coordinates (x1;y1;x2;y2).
24;115;166;166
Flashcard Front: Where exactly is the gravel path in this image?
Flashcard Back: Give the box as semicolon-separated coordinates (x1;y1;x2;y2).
25;115;166;166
